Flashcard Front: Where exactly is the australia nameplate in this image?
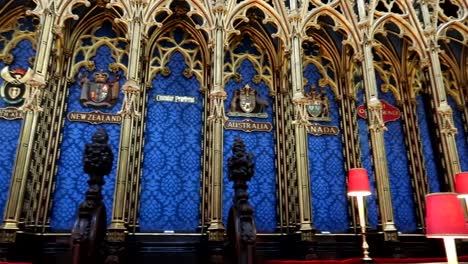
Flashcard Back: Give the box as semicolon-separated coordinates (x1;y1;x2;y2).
224;119;272;133
68;111;122;125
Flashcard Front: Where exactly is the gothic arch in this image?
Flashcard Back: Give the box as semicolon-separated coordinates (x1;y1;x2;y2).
302;8;360;54
145;19;209;90
225;1;290;51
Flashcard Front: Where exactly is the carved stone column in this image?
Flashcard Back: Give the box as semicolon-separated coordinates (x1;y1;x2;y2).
207;0;228;241
354;0;397;240
0;76;45;242
418;1;463;190
106;0;145;241
0;1;58;241
289;0;314;240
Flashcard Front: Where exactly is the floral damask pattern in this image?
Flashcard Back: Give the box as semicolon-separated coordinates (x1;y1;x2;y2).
50;45;122;231
449;96;468;172
0;40;35;224
304;64;349;232
223;59;277;232
379;88;417;232
139;52;202;231
416;96;440;193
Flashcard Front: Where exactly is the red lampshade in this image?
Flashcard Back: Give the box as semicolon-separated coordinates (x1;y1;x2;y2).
425;193;468;238
347;168;371;197
455;172;468;198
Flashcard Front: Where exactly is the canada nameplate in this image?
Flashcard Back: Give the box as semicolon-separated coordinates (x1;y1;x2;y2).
306;123;339;136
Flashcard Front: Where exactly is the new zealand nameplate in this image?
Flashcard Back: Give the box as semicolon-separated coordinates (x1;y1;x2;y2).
68;111;122;125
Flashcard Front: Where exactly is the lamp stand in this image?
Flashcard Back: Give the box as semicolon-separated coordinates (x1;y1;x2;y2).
464;198;468;215
443;237;458;264
356;196;372;263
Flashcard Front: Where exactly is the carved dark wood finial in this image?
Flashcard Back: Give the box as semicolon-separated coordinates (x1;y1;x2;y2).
84;127;113;185
71;128;114;264
227;137;256;264
228;137;254;183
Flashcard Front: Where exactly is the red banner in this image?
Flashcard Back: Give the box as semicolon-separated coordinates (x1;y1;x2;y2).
357;99;400;123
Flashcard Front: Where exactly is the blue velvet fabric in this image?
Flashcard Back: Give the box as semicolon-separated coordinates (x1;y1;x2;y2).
139;52;203;232
50;44;122;231
449;96;468;172
356;89;379;229
222;58;277;232
416;96;440;193
0;39;35;224
378;84;417;232
304;63;349;232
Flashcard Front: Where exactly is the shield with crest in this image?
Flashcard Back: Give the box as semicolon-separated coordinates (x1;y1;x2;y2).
89;83;109;103
7;86;22;100
240;90;256;113
0;67;31;106
307;99;323;118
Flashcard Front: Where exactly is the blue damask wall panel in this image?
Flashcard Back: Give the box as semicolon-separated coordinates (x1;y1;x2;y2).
222;59;277;232
378;86;417;232
357;89;379;229
304;64;348;232
449;96;468;172
139;52;202;232
50;45;122;231
0;40;35;223
416;96;440;192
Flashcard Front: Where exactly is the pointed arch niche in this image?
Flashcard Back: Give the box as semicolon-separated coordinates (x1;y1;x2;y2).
139;24;207;232
222;30;278;232
0;8;38;224
50;14;128;231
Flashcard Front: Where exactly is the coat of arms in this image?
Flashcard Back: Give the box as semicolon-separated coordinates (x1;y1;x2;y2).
79;70;120;108
228;84;268;118
306;86;330;121
0;67;33;106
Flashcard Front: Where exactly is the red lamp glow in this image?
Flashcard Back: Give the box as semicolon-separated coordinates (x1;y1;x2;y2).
426;193;467;238
347;168;371;197
426;193;468;264
455;172;468;198
347;168;372;262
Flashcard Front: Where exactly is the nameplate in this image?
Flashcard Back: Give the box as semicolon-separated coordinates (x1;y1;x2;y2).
306;123;339;136
154;95;197;104
224;119;272;133
357;99;400;123
0;107;23;120
67;111;122;125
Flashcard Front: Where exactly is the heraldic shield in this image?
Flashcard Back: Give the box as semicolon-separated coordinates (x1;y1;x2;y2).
228;84;269;118
306;86;330;121
307;99;322;118
0;67;33;106
79;70;120;109
240;86;256;113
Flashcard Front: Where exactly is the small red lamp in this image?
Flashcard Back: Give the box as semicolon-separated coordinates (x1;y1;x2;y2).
347;168;372;262
455;172;468;208
426;193;468;264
